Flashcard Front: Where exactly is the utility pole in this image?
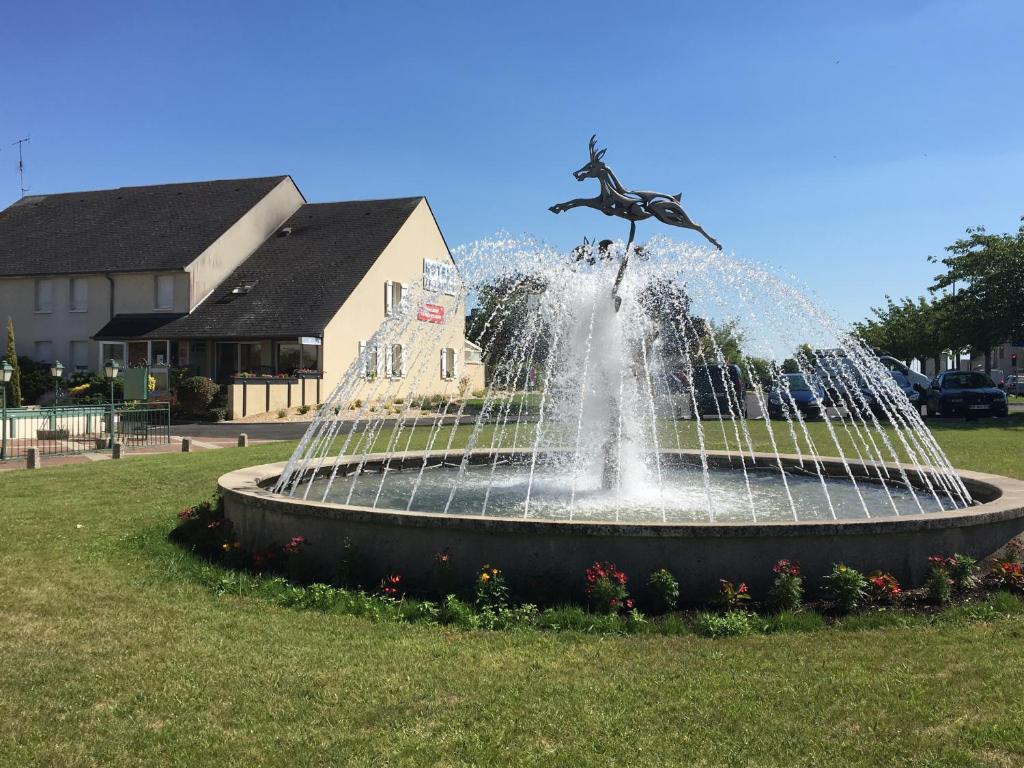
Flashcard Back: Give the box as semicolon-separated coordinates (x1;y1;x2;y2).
12;137;30;197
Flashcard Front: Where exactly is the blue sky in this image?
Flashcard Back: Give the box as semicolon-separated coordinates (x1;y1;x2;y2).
1;1;1021;321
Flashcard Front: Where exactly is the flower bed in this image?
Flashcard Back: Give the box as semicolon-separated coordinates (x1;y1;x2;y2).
169;493;1024;636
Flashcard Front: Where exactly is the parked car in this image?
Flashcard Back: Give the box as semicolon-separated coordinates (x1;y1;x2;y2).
766;373;826;420
1006;374;1024;396
925;371;1009;418
985;368;1006;389
691;363;747;418
889;370;922;410
876;355;931;391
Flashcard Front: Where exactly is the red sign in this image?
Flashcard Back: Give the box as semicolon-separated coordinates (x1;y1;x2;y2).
417;304;445;323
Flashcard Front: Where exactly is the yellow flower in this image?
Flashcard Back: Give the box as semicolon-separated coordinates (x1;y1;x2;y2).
480;573;490;582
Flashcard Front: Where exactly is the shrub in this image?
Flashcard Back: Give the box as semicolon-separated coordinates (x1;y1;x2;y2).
438;595;479;629
821;564;867;612
645;568;679;613
866;571;902;605
169;494;232;559
474;564;509;611
925;567;953;605
585;561;632;614
471;388;487;398
694;610;752;638
379;572;403;599
392;397;404;405
947;553;980;590
716;579;751;611
988;559;1024;592
276;408;288;418
208;407;227;422
768;559;803;611
297;404;312;415
176;376;220;417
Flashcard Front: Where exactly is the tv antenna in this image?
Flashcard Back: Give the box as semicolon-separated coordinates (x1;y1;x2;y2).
12;137;30;197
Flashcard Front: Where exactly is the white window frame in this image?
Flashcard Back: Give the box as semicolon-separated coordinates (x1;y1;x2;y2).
440;347;458;380
34;278;53;313
386;343;405;378
359;341;380;379
154;275;175;310
70;277;89;312
384;281;409;317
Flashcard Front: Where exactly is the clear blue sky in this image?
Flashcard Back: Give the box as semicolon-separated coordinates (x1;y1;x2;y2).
2;1;1021;321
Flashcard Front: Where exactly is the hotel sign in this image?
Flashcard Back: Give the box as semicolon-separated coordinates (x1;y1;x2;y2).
423;258;457;295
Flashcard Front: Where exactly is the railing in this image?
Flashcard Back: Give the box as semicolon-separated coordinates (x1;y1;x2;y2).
0;402;171;461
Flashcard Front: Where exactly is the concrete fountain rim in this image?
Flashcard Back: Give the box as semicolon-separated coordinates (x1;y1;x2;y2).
218;449;1024;539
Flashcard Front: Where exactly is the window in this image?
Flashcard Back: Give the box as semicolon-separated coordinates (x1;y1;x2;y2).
239;343;263;374
34;340;54;363
360;342;379;378
70;278;89;312
440;347;457;380
70;341;90;372
384;281;408;316
277;342;301;374
386;344;405;378
34;279;53;313
100;342;126;368
150;340;170;366
155;275;175;310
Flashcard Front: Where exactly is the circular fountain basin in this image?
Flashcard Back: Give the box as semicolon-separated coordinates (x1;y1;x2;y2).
220;451;1024;599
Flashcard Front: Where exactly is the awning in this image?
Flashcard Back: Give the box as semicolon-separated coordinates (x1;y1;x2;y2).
92;313;187;340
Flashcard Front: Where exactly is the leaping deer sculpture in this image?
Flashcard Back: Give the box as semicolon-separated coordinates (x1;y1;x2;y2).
550;135;721;251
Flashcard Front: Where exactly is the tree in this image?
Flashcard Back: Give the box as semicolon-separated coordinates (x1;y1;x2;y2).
5;317;22;407
467;273;550;385
929;217;1024;371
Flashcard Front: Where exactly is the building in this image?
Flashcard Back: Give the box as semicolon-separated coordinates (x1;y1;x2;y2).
0;176;483;417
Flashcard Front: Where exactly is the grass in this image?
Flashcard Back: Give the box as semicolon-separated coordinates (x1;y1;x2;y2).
1;418;1024;766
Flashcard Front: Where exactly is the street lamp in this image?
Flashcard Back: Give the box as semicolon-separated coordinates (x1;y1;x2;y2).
50;360;64;406
1;359;12;460
104;359;120;447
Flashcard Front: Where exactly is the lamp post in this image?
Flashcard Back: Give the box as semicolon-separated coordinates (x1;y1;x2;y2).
1;359;12;460
50;360;64;407
104;359;120;448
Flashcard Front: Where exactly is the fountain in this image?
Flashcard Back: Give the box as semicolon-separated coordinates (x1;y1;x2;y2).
219;138;1024;598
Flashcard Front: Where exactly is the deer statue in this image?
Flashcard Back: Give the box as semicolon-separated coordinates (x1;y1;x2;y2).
550;135;721;251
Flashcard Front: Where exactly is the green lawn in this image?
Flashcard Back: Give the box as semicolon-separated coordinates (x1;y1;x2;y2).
2;418;1024;766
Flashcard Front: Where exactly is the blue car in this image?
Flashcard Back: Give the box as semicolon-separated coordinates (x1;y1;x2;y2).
766;373;826;420
925;371;1008;419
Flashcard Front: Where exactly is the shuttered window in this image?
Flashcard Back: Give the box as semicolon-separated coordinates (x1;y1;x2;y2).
155;275;174;310
70;278;89;311
34;279;53;312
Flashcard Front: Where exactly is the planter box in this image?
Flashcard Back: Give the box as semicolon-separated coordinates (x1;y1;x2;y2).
37;429;70;440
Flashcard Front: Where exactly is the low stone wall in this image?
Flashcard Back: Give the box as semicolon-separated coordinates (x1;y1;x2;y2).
227;377;323;420
220;452;1024;601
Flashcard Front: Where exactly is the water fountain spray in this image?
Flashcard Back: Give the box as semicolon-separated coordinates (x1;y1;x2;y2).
550;135;721;488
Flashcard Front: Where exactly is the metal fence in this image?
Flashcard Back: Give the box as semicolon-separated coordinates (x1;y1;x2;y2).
0;402;171;461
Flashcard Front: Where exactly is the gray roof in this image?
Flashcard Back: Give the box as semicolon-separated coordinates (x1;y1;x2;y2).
0;176;289;276
143;197;424;339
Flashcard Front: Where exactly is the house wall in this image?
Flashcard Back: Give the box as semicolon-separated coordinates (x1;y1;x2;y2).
0;178;301;382
0;274;113;374
320;199;477;405
187;178;305;309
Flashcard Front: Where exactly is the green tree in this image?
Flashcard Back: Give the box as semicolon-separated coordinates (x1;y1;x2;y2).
5;317;22;407
929;217;1024;371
